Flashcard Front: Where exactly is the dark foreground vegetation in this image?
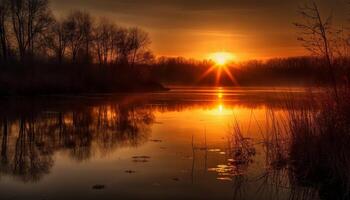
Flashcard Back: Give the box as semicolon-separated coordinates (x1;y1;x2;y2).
269;3;350;199
227;86;350;200
227;2;350;200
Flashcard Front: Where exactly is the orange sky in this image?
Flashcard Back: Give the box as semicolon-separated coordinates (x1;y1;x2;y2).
51;0;348;61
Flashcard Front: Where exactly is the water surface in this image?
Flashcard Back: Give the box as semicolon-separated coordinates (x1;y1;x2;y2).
0;87;319;200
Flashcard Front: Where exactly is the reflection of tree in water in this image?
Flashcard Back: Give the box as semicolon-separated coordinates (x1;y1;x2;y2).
15;119;54;182
0;117;54;182
95;105;154;155
0;103;154;182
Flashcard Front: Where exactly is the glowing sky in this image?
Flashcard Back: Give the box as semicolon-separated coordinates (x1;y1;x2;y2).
51;0;348;60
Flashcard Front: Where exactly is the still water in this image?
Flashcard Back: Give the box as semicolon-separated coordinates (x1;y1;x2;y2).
0;87;321;200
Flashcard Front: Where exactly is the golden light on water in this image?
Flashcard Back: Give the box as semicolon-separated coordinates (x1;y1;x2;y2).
217;89;224;115
218;104;224;113
213;89;230;116
212;103;229;116
218;91;223;99
218;93;223;99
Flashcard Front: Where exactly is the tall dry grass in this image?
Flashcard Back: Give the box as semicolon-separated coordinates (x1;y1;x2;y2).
228;86;350;200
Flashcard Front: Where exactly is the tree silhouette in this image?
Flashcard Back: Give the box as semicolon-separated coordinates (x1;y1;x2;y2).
63;11;93;64
0;0;10;63
294;1;339;95
9;0;53;62
94;18;117;65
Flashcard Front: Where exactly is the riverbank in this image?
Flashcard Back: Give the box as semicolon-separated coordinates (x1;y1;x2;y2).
0;64;167;96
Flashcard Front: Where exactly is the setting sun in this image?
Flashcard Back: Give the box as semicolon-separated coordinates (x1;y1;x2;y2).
209;52;235;66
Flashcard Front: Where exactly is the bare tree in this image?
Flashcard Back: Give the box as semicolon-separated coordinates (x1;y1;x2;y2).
64;11;93;64
9;0;53;62
128;27;151;67
114;27;151;66
137;50;155;65
93;18;116;65
0;2;153;67
80;12;93;64
114;27;129;65
0;0;10;63
294;1;338;95
49;20;69;64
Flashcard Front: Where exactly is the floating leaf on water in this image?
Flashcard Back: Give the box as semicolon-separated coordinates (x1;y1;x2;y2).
217;165;229;168
140;156;151;159
150;139;162;143
92;184;106;190
208;149;221;152
181;156;193;160
133;159;149;163
172;178;180;181
208;168;218;172
132;156;151;159
152;182;161;186
208;165;234;174
220;173;233;176
217;177;232;181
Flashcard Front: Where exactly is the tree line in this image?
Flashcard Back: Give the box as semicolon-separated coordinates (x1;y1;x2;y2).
148;56;350;86
0;0;153;66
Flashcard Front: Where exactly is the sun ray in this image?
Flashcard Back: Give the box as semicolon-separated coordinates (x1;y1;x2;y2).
198;65;216;82
199;52;240;86
215;67;222;86
223;67;239;86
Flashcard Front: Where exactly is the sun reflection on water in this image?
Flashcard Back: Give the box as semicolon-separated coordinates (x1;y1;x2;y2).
218;104;224;113
211;89;232;116
218;91;223;99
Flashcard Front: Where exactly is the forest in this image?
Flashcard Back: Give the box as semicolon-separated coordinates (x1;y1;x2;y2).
0;0;164;95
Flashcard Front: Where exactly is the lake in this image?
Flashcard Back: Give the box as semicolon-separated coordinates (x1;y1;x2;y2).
0;87;328;200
